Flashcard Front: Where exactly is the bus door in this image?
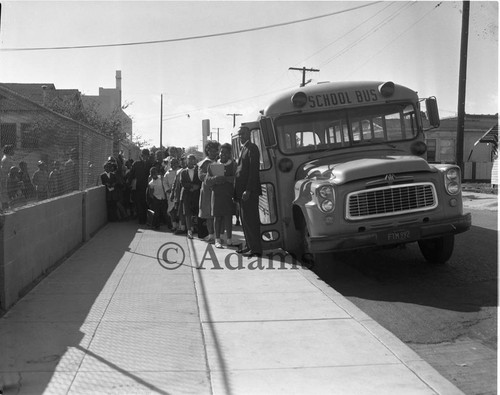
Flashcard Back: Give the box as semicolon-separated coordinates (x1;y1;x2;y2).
234;121;282;251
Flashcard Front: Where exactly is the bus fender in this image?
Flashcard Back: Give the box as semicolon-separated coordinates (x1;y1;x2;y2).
292;179;312;230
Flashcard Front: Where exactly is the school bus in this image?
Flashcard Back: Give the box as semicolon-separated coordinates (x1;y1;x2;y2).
232;81;471;265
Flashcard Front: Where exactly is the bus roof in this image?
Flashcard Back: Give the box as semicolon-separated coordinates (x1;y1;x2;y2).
263;81;419;116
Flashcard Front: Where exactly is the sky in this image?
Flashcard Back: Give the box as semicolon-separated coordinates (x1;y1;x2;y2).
0;1;498;150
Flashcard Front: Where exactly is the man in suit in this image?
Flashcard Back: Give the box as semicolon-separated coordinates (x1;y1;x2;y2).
129;149;152;224
234;126;262;256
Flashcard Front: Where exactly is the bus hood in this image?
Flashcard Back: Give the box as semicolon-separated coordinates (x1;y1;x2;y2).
298;154;434;184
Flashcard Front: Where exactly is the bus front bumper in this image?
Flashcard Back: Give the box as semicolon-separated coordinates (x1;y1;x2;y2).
308;213;472;253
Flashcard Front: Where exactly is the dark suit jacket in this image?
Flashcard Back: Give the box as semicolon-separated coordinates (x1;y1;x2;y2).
129;159;151;192
235;141;261;199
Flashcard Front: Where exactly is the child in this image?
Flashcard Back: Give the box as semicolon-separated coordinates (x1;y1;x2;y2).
7;166;24;203
32;161;49;201
48;161;63;197
101;161;119;221
147;167;168;230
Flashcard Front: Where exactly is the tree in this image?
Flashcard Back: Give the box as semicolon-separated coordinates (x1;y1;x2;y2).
132;133;152;149
42;94;129;153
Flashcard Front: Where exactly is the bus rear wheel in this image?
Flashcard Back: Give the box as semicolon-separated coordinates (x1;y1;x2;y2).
418;235;454;264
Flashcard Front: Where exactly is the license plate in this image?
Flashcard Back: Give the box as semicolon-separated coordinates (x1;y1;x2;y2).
384;229;413;242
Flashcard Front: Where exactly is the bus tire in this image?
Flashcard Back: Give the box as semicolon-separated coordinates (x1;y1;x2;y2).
288;224;314;269
418;235;454;264
299;225;329;273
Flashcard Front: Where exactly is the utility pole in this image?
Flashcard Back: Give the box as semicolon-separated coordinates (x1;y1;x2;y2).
227;113;243;128
289;67;320;87
159;94;163;149
212;127;223;141
456;0;470;178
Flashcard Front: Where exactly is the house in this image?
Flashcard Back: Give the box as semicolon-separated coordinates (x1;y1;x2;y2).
424;114;498;182
1;71;136;157
473;124;498;185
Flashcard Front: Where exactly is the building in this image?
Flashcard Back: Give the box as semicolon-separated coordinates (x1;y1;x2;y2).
0;84;114;191
424;114;498;182
1;71;135;155
81;71;133;150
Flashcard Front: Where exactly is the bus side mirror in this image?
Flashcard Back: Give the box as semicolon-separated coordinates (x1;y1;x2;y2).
425;97;440;128
260;117;277;147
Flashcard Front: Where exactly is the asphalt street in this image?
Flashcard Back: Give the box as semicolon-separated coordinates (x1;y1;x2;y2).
314;193;497;395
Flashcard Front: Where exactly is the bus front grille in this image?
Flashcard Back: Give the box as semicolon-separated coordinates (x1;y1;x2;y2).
346;182;437;220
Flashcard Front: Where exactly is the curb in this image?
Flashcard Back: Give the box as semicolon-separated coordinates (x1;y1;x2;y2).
296;264;465;395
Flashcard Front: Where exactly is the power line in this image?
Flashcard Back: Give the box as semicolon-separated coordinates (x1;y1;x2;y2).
162;84;297;121
294;1;395;67
320;2;414;67
1;2;382;52
346;2;443;77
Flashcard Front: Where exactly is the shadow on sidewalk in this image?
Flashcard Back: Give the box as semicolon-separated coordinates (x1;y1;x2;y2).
0;222;143;394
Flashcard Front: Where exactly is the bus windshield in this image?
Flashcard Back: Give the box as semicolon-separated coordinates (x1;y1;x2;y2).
275;103;419;154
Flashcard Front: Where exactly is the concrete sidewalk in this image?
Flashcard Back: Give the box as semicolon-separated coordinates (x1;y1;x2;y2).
0;222;464;394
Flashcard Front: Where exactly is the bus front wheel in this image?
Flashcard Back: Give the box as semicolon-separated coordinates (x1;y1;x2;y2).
298;226;333;274
418;235;454;264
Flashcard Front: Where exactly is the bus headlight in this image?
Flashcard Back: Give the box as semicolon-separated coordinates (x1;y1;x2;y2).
447;182;460;195
318;185;333;199
316;185;335;212
446;168;459;180
444;167;461;195
321;200;334;212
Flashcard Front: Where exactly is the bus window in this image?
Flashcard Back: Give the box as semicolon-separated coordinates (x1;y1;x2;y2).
372;117;386;139
327;120;349;146
275;104;418;154
351;119;384;142
233;127;271;169
251;128;271;170
259;183;277;225
296;130;321;149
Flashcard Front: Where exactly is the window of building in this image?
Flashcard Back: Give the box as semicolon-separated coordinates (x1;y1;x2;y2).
439;139;456;163
426;138;437;162
21;123;40;149
0;123;17;147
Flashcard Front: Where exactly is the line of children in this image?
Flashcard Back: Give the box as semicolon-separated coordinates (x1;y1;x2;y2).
127;144;240;250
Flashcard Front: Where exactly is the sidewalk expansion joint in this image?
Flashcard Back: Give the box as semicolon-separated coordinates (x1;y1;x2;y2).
201;317;352;324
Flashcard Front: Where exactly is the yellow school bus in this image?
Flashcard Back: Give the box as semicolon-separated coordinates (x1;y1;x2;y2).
232;81;471;265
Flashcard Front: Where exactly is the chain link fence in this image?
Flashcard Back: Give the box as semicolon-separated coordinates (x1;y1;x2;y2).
0;85;139;212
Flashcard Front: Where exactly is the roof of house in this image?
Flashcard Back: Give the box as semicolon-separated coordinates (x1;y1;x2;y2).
0;85;106;136
0;83;80;106
436;114;498;133
475;124;498;146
